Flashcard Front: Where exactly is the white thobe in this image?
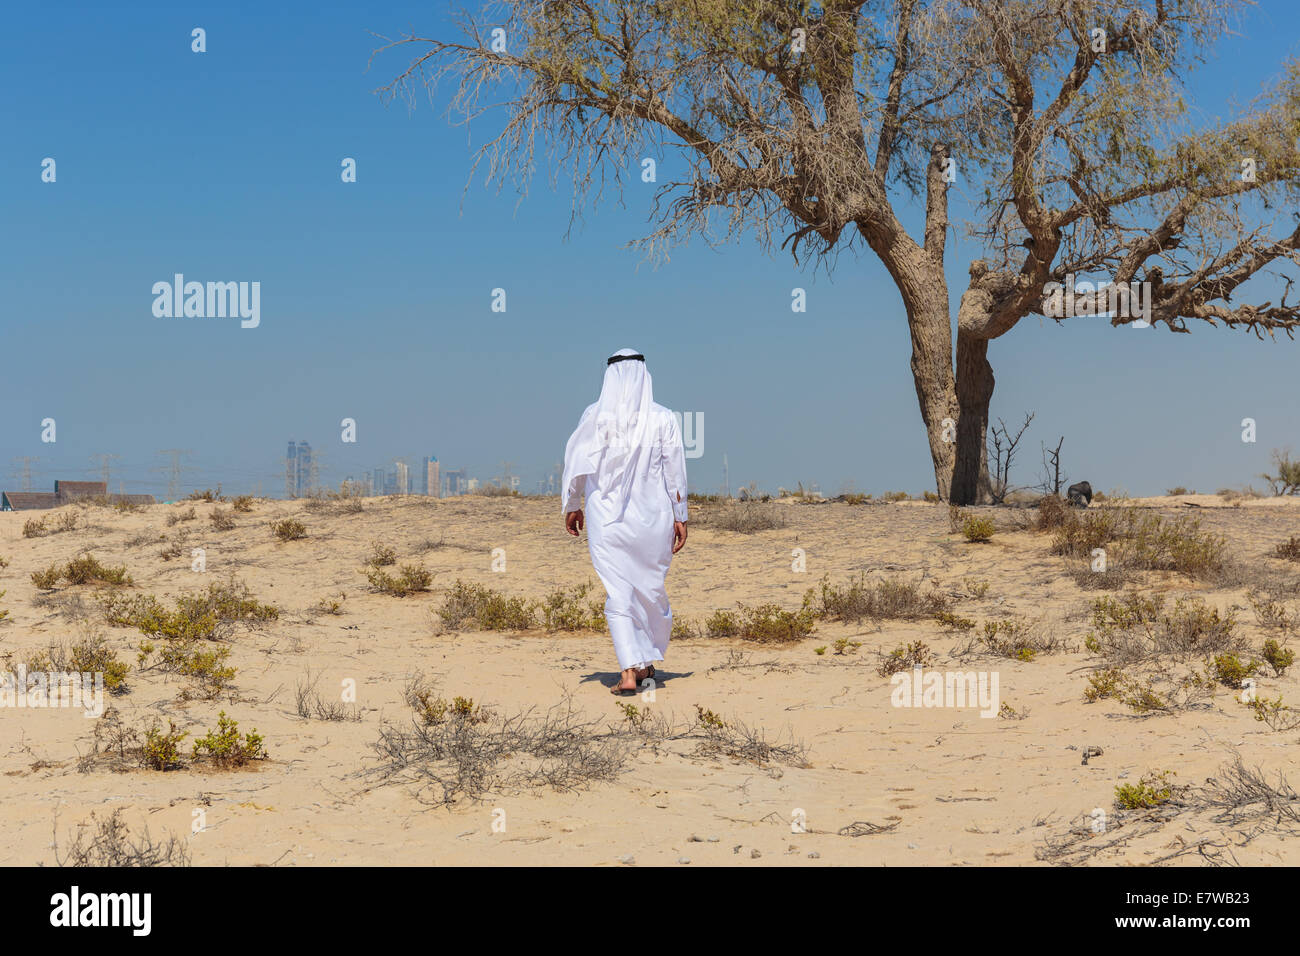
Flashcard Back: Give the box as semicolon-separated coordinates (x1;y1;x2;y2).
563;403;689;670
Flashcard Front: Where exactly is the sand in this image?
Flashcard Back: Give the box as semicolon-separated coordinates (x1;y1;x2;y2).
1;492;1297;866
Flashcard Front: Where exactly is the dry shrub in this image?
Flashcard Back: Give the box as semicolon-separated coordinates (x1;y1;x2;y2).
1272;536;1300;561
968;617;1068;661
877;640;933;677
26;627;129;694
32;554;132;589
818;574;950;622
1036;495;1067;531
302;486;366;514
209;507;236;530
703;597;817;643
54;809;190;867
166;507;196;526
372;678;630;805
1053;508;1227;580
709;503;787;533
541;582;606;631
365;541;397;567
295;671;361;721
691;706;808;766
271;517;307;540
1084;593;1243;666
438;580;537;630
364;563;433;597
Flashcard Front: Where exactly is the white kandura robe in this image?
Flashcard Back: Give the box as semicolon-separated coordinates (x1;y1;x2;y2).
562;377;689;672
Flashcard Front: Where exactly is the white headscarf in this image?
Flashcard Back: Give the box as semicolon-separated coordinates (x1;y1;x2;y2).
565;348;655;523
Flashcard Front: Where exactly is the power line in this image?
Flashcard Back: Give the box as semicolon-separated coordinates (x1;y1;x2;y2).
10;456;40;491
154;449;194;502
89;453;121;488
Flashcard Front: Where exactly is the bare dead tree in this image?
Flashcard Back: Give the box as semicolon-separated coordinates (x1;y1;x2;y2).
372;0;1300;503
988;411;1034;503
1039;436;1066;495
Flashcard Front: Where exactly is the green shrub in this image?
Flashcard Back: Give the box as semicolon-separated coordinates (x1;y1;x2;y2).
1206;653;1259;687
1114;771;1176;810
191;711;266;766
142;720;188;771
1262;638;1294;677
934;611;976;631
69;635;130;693
962;516;995;542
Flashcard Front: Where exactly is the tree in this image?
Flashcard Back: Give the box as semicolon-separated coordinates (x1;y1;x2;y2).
373;0;1300;503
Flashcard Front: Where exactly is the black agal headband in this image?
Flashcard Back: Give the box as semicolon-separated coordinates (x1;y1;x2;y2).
607;353;645;366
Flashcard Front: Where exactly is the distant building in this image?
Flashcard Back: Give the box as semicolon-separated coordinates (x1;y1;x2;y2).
395;461;409;496
286;441;313;497
371;467;385;497
442;469;467;497
422;456;440;498
2;480;155;512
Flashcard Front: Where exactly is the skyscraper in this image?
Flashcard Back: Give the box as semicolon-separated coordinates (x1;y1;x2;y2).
443;468;467;497
296;441;312;496
394;461;409;496
286;440;313;498
423;456;440;498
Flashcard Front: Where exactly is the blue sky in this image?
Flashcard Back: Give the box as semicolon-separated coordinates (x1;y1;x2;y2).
2;0;1298;500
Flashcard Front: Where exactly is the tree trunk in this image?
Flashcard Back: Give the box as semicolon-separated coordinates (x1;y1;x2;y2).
905;295;959;501
951;329;995;504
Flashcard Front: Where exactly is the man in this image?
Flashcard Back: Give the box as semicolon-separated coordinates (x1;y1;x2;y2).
562;348;689;694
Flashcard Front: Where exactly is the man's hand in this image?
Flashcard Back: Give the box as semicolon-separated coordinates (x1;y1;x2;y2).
672;520;688;554
565;510;585;536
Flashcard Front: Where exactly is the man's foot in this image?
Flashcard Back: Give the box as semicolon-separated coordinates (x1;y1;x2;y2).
634;665;656;683
609;668;639;694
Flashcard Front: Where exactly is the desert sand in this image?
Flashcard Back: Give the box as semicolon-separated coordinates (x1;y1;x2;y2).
1;491;1298;866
